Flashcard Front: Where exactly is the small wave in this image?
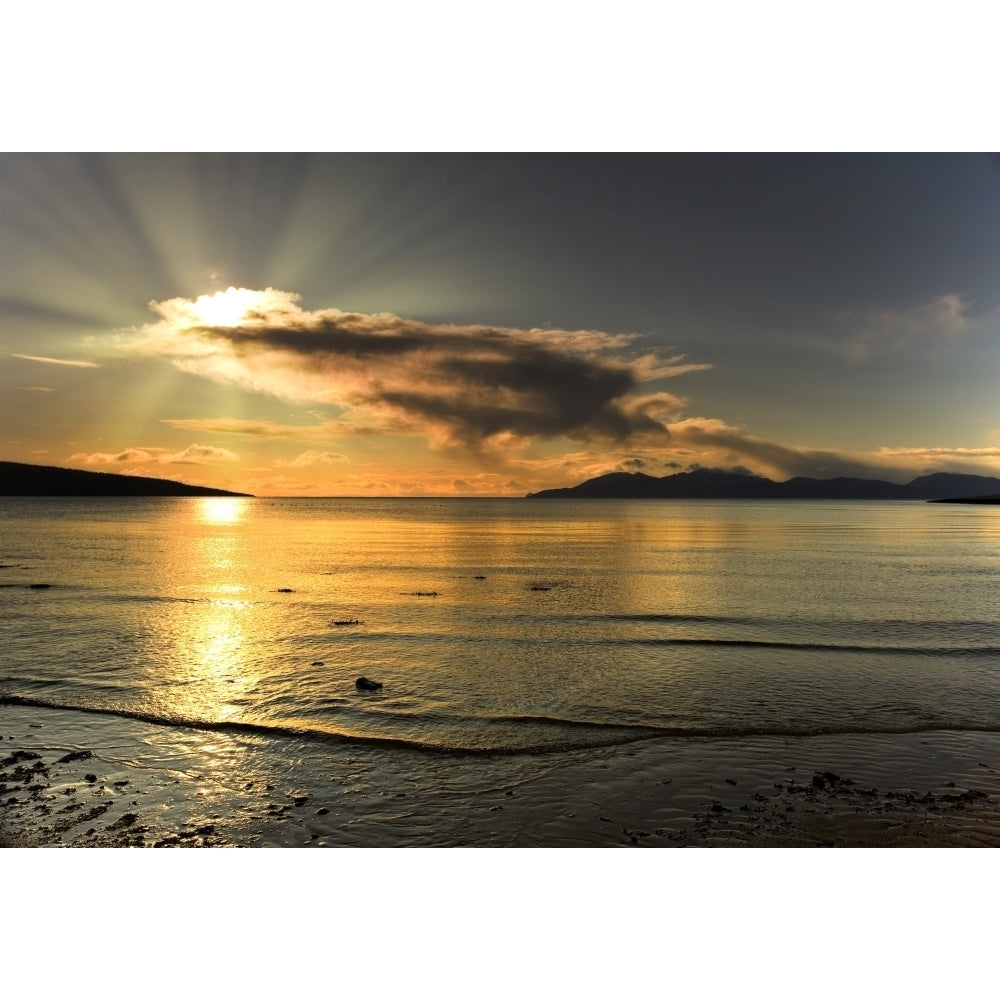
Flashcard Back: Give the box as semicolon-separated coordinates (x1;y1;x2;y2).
597;612;750;625
5;693;1000;758
489;713;661;734
0;675;66;688
555;612;1000;645
631;638;1000;656
596;612;999;630
1;693;617;756
0;587;210;604
100;593;208;605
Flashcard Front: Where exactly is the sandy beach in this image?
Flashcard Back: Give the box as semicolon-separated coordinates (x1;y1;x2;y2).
3;701;999;848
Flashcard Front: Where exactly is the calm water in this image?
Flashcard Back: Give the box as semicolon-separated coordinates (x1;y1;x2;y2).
2;497;999;757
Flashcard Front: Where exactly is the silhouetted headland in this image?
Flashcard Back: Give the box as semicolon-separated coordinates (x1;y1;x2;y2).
526;468;1000;502
0;461;251;497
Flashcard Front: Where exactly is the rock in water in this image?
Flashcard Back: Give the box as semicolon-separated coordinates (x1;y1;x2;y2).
355;676;383;691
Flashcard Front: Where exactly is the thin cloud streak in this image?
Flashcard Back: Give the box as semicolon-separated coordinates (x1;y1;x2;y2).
12;353;99;368
286;450;349;467
69;444;239;466
160;416;383;439
795;292;984;363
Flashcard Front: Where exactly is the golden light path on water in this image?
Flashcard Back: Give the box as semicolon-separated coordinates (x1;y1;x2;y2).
143;497;264;798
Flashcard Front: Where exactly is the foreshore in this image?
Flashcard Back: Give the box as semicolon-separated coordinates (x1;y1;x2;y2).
3;702;999;847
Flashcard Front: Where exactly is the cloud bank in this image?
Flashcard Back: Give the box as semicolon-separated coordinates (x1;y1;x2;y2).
126;287;708;451
518;419;1000;491
69;444;239;466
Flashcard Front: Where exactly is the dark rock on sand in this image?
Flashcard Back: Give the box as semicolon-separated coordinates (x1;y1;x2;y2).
355;676;383;691
941;788;988;806
84;773;97;783
57;749;93;764
29;583;53;589
811;770;852;790
4;764;37;785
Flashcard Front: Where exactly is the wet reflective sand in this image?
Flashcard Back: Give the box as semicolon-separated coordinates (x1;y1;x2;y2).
4;703;998;847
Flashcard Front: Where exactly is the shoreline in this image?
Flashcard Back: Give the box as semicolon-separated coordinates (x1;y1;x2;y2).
3;702;999;847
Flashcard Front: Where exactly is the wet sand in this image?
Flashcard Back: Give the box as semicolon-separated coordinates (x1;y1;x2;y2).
3;702;999;847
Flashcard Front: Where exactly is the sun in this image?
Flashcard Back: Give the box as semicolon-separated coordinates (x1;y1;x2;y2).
188;287;268;328
150;286;303;334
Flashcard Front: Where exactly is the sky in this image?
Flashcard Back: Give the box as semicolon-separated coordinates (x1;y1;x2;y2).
3;152;1000;496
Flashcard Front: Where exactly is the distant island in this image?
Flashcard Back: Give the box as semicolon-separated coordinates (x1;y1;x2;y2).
930;494;1000;505
526;468;1000;502
0;461;252;497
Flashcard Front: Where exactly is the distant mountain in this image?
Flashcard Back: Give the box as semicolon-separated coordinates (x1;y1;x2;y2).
0;461;252;497
526;468;1000;501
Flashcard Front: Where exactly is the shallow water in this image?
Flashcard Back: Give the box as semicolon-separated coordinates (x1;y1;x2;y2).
3;497;999;846
2;497;999;756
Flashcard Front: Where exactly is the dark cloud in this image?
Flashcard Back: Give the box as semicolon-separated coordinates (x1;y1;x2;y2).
130;289;703;451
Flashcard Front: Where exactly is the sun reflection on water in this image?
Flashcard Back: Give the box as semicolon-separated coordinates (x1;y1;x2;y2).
197;496;248;526
144;499;272;801
150;499;263;722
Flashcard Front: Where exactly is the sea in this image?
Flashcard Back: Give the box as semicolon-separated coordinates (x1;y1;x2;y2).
2;496;999;846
